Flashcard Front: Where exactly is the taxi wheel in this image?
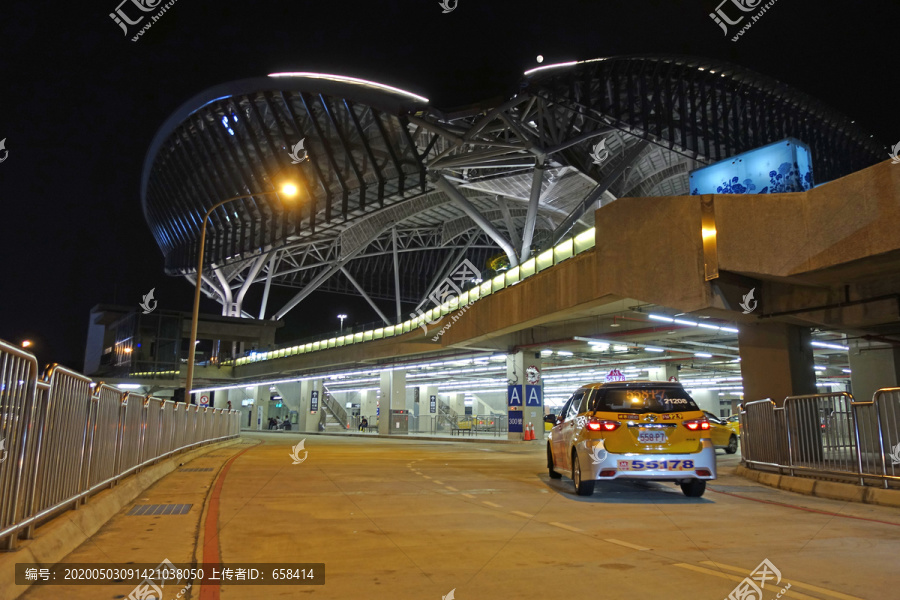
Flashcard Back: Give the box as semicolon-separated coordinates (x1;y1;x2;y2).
572;450;595;496
680;479;706;497
726;435;738;454
548;445;562;479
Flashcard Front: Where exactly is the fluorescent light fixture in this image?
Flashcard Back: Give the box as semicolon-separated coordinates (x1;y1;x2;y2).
811;341;850;351
613;344;629;352
268;72;429;103
814;366;826;371
674;319;699;327
842;369;852;374
644;347;665;353
557;351;574;357
720;327;739;333
490;354;507;361
694;352;713;358
649;314;674;323
118;384;142;390
698;323;721;331
523;61;578;76
591;344;610;352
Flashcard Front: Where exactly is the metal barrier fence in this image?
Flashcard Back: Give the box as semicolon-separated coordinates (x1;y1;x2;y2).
0;339;241;550
741;389;900;489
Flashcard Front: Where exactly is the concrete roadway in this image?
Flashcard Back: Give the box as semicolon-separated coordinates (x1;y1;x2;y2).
21;433;900;600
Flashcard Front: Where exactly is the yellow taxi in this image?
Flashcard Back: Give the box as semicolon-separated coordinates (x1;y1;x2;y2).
547;381;717;497
725;414;741;437
702;411;739;454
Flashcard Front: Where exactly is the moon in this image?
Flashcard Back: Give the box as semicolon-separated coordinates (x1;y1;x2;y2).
536;55;544;63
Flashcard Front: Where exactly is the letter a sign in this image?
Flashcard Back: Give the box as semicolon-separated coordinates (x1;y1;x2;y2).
525;385;542;407
507;385;523;407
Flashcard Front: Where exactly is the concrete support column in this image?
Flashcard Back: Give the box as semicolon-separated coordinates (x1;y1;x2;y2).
849;341;900;403
507;351;543;440
738;322;816;405
378;370;407;435
648;364;679;382
298;379;324;433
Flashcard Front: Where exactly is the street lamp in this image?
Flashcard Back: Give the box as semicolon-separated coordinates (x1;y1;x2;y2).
337;314;348;332
185;183;300;398
21;340;32;348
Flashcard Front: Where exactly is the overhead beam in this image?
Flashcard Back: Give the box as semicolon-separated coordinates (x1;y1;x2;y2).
340;267;392;326
552;140;650;245
434;175;520;268
520;159;545;260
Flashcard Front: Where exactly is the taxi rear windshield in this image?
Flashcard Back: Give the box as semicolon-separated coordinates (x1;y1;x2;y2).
593;388;699;414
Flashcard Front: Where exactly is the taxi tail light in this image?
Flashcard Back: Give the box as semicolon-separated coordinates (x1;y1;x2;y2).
586;419;620;432
683;418;710;431
695;468;712;476
599;469;617;477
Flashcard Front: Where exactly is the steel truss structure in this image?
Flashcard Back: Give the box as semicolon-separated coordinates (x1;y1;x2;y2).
142;56;883;325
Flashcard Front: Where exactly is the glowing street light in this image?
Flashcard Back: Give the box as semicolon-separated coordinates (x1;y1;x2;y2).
185;182;300;398
21;340;32;348
337;314;348;332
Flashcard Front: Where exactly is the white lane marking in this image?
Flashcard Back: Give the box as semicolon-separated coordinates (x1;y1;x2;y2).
700;561;864;600
422;476;432;479
549;522;583;533
445;486;459;492
433;480;444;485
674;564;820;600
461;493;476;499
604;538;650;551
482;501;503;508
510;511;534;518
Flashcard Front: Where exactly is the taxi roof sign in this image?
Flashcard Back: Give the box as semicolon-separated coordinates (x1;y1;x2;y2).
606;369;626;382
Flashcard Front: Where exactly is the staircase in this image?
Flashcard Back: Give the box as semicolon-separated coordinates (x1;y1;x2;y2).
436;399;458;431
320;388;350;431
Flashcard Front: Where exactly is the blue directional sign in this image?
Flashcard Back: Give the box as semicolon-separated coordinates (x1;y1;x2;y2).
508;412;524;433
429;395;436;414
310;390;319;412
525;385;542;407
507;385;523;407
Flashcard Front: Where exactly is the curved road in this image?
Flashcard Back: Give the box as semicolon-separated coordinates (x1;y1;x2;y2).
22;433;900;600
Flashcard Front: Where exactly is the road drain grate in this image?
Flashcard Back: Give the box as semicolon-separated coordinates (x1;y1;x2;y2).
127;504;192;516
179;468;214;472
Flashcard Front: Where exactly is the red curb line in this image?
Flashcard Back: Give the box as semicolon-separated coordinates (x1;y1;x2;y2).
199;443;258;600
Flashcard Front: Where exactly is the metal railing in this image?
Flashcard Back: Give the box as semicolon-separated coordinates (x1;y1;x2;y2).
0;339;241;550
741;389;900;489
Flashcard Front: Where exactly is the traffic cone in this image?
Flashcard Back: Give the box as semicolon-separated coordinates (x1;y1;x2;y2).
524;422;533;441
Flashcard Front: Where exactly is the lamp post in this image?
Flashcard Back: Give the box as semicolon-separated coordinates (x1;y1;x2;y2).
337;314;348;332
184;183;299;398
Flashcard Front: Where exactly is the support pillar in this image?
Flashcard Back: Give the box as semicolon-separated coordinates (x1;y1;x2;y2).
507;351;543;440
274;382;303;429
648;364;679;382
378;370;407;435
298;379;324;433
849;341;900;403
449;392;466;417
737;322;816;405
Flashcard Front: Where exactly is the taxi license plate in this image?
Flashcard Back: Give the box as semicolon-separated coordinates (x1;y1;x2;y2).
637;430;667;444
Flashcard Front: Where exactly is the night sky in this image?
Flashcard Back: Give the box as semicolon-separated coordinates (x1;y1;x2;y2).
1;0;897;370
